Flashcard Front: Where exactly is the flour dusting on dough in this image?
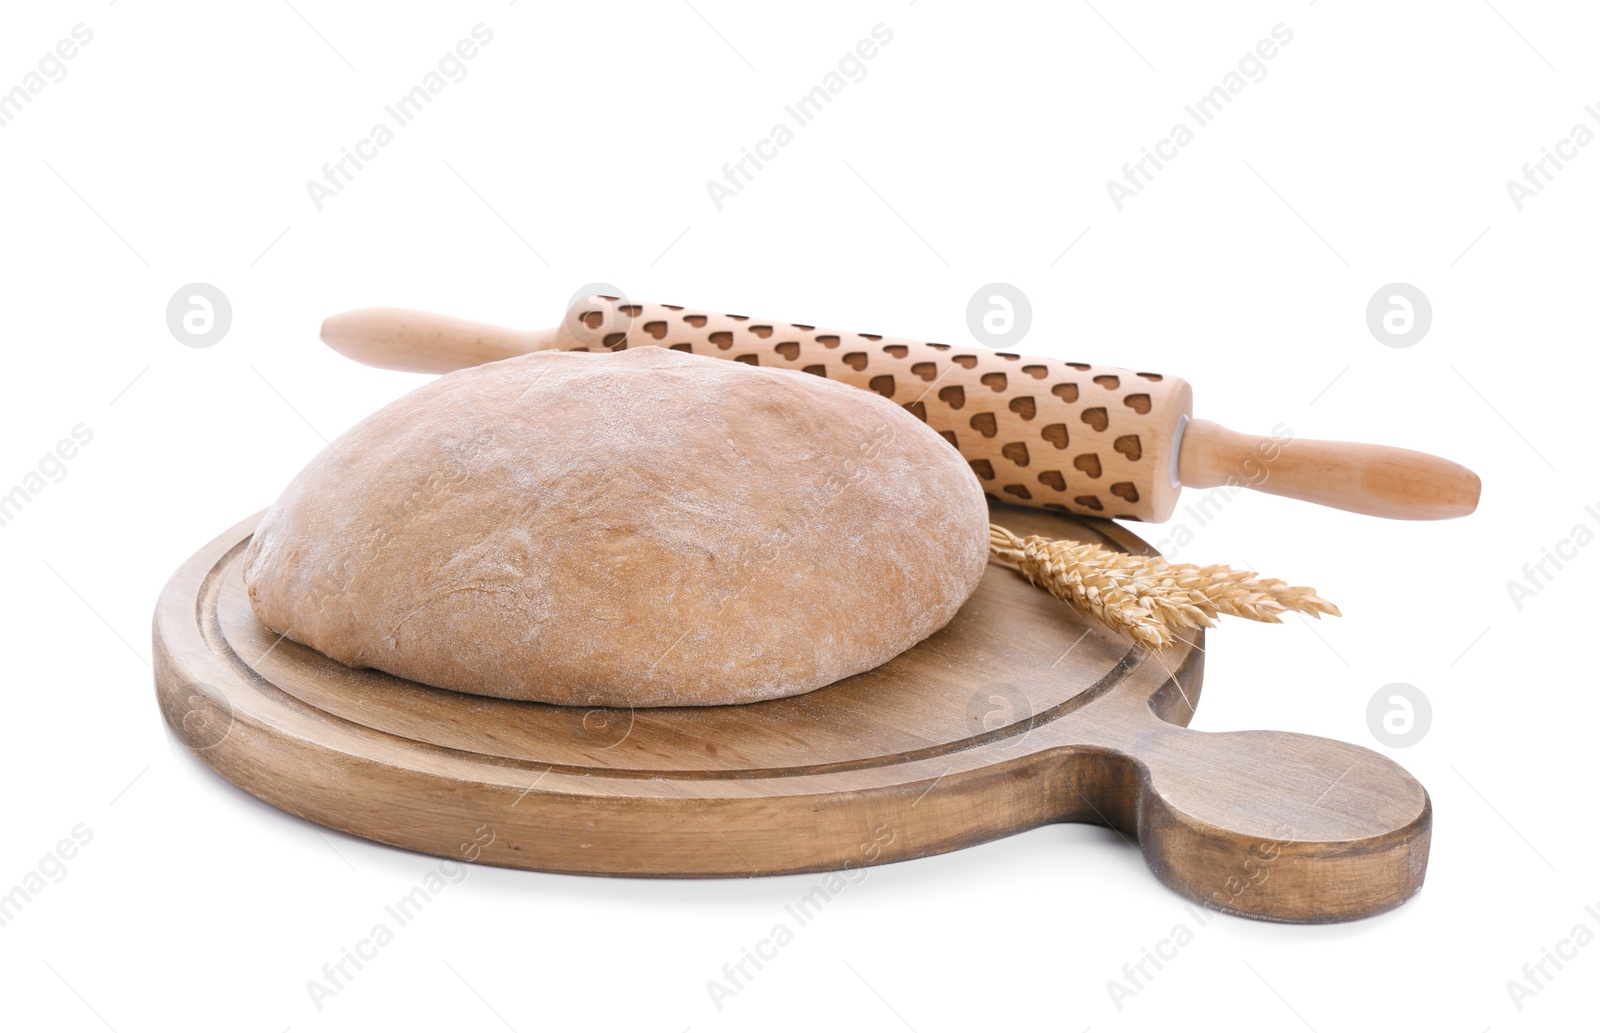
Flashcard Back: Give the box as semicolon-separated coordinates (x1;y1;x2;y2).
242;347;989;706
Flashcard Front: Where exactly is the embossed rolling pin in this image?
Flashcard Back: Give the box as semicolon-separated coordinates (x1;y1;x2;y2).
321;298;1480;522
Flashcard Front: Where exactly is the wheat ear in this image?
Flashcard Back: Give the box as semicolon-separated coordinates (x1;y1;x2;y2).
988;524;1341;649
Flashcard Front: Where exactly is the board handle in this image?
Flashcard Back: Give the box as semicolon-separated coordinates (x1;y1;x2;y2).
1115;725;1431;922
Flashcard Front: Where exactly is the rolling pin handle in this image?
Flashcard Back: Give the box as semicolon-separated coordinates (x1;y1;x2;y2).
320;308;553;374
1176;419;1480;520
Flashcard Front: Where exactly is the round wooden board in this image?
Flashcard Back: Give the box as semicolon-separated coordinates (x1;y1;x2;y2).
154;503;1431;922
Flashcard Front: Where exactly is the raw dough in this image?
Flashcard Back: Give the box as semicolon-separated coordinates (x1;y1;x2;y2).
242;347;989;706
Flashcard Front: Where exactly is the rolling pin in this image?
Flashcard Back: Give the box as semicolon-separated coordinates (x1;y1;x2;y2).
321;296;1480;523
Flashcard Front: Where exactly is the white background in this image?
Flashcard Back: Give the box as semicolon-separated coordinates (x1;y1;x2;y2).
1;1;1595;1030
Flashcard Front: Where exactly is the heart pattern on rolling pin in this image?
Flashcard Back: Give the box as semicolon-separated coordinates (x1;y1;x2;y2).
562;298;1190;521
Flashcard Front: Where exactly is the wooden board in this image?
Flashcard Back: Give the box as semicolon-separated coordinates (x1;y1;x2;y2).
153;503;1430;923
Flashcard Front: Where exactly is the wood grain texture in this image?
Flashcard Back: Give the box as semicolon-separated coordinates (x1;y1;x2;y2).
154;503;1431;922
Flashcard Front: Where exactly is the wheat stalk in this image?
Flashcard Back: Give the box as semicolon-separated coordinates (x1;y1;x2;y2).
988;524;1340;649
